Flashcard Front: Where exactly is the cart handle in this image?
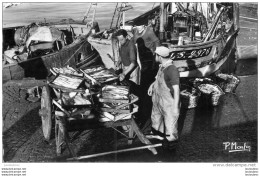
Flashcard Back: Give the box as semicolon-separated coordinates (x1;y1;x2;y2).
53;100;71;117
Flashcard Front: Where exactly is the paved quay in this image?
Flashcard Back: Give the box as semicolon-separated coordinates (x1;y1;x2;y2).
2;74;257;162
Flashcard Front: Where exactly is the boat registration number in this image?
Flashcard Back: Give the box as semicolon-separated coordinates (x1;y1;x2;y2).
170;46;212;60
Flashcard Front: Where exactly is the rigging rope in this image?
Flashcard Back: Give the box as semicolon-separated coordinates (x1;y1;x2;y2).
116;3;123;28
152;2;155;10
82;3;92;23
91;4;97;24
62;38;89;67
110;3;119;29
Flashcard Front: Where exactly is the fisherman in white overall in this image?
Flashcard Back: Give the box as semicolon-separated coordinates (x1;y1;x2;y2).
147;46;180;149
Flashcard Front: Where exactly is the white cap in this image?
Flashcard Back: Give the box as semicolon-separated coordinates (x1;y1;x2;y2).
155;46;170;58
136;25;145;33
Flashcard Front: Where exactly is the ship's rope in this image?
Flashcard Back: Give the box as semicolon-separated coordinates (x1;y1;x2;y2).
110;3;119;29
82;3;92;23
116;3;123;28
91;4;97;24
152;2;156;10
62;38;90;67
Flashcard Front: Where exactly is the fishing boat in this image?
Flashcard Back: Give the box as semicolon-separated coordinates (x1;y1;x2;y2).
2;16;102;83
87;2;239;78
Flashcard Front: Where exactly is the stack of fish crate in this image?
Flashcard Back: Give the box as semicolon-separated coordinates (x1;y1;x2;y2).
98;85;139;122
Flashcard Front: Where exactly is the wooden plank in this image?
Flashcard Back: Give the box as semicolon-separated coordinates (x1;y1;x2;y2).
49;83;85;93
52;74;83;89
53;100;71;117
98;97;130;104
80;69;101;85
128;124;134;145
67;143;162;161
131;118;157;155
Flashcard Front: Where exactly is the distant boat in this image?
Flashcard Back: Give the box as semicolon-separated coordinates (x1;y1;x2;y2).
88;3;239;77
3;3;22;9
2;18;102;83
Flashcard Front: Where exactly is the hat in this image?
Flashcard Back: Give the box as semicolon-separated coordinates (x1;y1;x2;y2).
155;46;170;58
136;25;145;33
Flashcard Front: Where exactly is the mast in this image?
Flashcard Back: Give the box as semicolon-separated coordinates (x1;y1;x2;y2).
122;3;126;28
203;6;225;42
159;3;165;41
233;3;239;31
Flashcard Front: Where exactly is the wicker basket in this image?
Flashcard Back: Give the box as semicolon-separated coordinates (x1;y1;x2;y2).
189;77;214;88
198;83;224;106
215;73;240;93
180;84;201;109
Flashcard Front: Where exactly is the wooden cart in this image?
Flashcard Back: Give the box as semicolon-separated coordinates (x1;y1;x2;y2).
39;70;157;159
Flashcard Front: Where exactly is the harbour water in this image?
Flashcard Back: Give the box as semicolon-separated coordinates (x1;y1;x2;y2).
3;3;157;29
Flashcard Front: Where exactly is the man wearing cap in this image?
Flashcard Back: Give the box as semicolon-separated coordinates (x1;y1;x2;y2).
147;46;180;149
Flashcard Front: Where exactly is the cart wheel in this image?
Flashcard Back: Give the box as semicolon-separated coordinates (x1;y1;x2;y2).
55;116;65;156
40;85;52;141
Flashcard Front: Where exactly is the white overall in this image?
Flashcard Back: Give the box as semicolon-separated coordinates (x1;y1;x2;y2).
151;62;179;141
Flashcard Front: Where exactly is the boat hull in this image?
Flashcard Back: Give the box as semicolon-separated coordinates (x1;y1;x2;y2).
3;21;103;83
88;30;238;78
170;30;238;77
87;37;115;69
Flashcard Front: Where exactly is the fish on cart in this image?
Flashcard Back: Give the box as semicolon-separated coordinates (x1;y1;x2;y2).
81;66;119;84
101;85;129;100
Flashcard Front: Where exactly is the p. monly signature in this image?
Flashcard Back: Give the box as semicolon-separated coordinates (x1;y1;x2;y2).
223;142;251;153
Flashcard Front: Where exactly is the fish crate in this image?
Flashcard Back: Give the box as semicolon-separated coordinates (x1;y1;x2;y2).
98;94;139;122
50;73;85;90
197;83;224;106
51;66;84;77
82;65;106;74
100;102;138;114
99;85;130;103
180;84;201;109
215;73;241;93
80;66;118;85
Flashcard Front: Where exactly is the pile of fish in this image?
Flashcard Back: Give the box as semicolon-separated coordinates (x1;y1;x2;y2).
101;85;129;100
52;66;83;77
197;84;223;95
52;74;83;89
102;102;129;110
88;69;118;83
82;66;118;84
48;65;138;122
60;91;92;106
181;72;240;107
84;66;104;73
